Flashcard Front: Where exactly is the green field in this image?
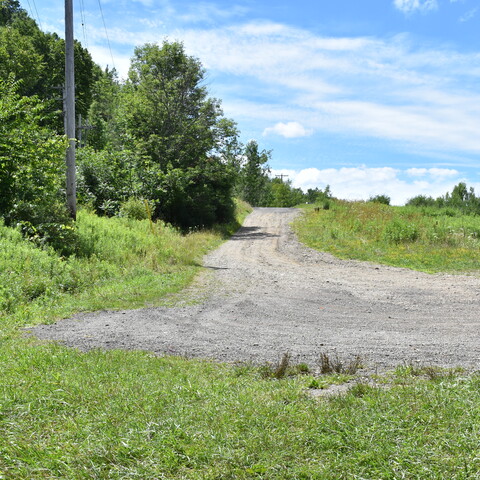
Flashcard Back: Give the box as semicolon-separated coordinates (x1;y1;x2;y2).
1;202;480;479
294;200;480;273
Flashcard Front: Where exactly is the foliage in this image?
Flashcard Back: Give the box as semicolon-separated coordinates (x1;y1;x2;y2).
0;76;70;251
368;193;391;205
295;199;480;273
236;140;271;206
76;147;142;216
407;182;480;215
0;0;98;126
114;41;238;228
123;41;221;169
86;67;123;150
118;197;152;221
383;218;419;244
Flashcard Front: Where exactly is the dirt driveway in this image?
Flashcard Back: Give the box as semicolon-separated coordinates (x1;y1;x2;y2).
32;208;480;372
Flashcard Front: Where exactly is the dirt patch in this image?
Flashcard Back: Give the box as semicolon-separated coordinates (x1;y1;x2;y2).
31;208;480;373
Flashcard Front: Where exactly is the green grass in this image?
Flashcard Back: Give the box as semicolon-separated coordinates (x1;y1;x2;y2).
1;340;479;479
294;200;480;273
2;199;480;478
0;200;251;340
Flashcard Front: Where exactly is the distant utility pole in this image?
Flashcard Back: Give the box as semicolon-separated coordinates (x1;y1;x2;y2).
65;0;76;219
275;174;289;182
77;114;95;148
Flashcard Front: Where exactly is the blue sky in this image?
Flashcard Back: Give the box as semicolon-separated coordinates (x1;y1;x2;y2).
24;0;480;204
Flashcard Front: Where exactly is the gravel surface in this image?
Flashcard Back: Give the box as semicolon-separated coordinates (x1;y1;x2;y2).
32;207;480;372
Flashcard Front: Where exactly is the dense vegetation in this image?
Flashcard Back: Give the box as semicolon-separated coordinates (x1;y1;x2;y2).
295;189;480;273
0;0;316;247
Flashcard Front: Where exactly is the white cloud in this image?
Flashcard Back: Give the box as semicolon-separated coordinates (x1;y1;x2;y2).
393;0;438;14
47;2;480;161
271;166;469;205
263;122;313;138
169;22;480;156
459;7;479;22
407;167;459;178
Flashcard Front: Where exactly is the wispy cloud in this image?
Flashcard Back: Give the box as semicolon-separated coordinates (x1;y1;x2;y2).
174;22;480;155
459;7;479;21
393;0;439;14
42;0;480;170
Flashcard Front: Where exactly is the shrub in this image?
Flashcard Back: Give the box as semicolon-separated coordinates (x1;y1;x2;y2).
0;76;67;219
383;219;419;244
119;198;151;221
368;194;391;205
76;147;142;216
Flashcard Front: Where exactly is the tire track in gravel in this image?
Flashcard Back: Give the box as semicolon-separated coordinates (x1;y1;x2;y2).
31;208;480;372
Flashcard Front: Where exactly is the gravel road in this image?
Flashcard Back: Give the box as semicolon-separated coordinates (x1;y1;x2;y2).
32;208;480;372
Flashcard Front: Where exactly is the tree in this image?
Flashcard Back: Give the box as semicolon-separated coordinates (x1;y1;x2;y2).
86;67;122;150
237;140;271;206
123;41;223;170
117;41;237;228
0;26;44;94
0;0;23;26
0;3;98;131
0;77;74;252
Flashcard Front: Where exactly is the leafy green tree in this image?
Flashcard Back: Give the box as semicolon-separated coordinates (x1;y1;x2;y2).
0;25;44;94
0;0;22;26
117;41;237;228
0;77;73;252
0;2;97;130
237;140;271;206
86;67;122;150
123;41;223;170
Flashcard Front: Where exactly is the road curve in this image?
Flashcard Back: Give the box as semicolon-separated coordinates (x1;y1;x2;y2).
32;208;480;372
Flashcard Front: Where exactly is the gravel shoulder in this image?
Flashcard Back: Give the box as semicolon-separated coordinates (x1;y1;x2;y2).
31;208;480;372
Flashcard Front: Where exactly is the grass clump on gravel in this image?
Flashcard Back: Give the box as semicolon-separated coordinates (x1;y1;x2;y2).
294;200;480;273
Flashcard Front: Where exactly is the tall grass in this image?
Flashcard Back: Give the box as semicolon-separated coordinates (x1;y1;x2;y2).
294;201;480;273
0;200;251;340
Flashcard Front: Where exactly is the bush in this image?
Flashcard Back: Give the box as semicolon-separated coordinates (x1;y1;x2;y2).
76;147;142;216
0;76;67;218
383;219;419;244
118;198;151;220
11;201;79;256
368;194;391;205
406;195;436;207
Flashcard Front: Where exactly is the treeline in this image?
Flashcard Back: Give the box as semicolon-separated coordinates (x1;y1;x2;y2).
407;182;480;215
0;0;325;255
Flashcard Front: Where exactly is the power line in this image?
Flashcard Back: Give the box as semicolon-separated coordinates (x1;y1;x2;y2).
30;0;43;30
79;0;89;48
97;0;116;70
24;0;35;24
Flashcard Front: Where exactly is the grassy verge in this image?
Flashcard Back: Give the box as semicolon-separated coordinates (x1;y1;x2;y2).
1;342;479;479
2;200;480;478
294;200;480;273
0;199;251;340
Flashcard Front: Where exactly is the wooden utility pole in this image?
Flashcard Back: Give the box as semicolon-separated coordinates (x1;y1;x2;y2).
65;0;76;219
275;174;289;182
